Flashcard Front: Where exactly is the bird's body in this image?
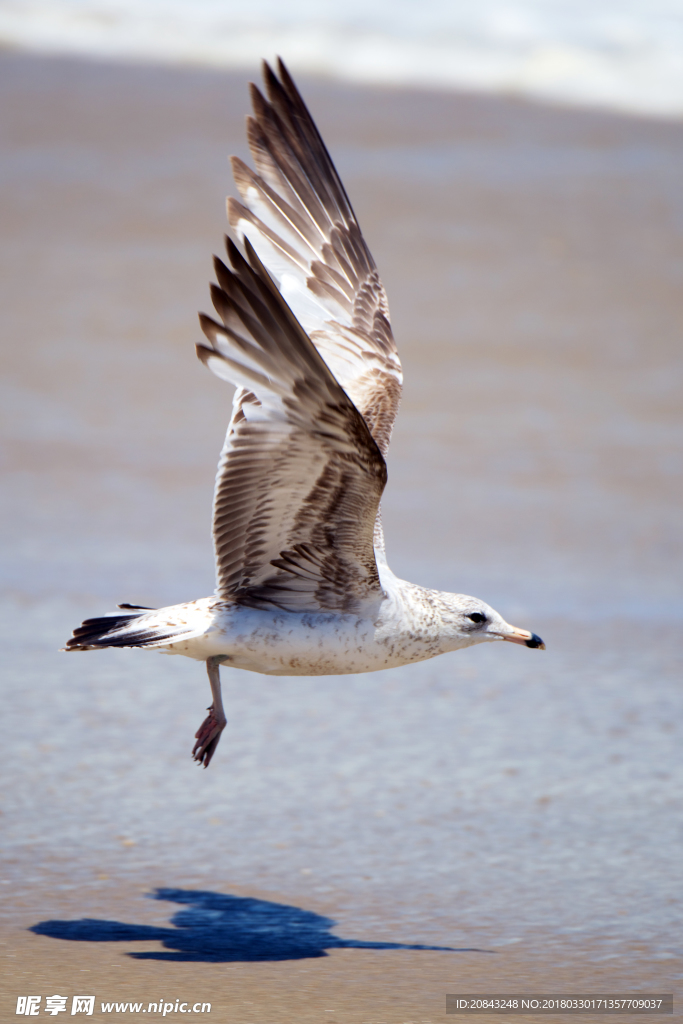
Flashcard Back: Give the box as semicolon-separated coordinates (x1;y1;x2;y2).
65;60;544;765
73;571;538;678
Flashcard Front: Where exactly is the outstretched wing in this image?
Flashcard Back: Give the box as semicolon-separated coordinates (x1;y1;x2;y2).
227;59;402;463
199;238;387;613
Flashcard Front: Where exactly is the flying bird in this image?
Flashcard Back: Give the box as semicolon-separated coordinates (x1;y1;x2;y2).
65;60;545;767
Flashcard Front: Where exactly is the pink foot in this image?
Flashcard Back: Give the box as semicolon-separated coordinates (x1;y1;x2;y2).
192;704;226;768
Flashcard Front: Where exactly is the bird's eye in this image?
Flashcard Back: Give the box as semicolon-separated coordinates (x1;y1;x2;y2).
467;612;486;624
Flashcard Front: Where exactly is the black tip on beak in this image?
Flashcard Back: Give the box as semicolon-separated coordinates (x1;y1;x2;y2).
525;633;545;649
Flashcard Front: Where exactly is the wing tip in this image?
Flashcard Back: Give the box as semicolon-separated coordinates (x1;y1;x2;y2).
197;313;222;349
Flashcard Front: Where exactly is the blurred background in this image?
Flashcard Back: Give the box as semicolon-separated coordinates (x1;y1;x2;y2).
0;0;681;1016
4;0;683;116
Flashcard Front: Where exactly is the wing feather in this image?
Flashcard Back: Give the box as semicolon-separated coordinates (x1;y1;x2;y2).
199;238;387;613
227;59;402;462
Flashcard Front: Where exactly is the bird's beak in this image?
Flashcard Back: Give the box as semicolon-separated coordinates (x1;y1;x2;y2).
495;624;546;649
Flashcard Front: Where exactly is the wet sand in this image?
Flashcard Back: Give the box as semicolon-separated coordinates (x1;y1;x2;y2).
1;891;677;1023
1;52;681;1020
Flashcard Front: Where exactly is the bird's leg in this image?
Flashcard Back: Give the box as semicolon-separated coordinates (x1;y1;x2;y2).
192;655;228;768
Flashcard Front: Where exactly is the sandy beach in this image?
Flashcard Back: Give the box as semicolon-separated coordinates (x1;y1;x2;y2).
1;52;681;1020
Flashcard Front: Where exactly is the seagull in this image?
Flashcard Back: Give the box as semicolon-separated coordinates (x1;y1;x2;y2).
64;59;545;767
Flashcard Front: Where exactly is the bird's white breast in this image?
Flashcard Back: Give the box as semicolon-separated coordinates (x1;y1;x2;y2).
161;578;469;676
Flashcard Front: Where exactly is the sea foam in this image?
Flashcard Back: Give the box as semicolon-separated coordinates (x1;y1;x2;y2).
2;0;683;117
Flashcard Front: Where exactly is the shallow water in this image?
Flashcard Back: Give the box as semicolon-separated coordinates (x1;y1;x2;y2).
0;53;681;1005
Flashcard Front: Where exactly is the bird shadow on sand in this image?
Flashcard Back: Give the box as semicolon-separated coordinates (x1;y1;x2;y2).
31;887;494;963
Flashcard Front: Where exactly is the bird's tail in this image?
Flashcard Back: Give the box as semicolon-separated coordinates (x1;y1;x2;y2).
63;604;181;651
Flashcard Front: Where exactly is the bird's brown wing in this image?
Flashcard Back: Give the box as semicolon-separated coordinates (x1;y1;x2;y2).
227;59;403;471
199;239;387;613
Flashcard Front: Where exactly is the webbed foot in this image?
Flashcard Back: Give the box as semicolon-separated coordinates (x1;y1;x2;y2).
192;704;226;767
192;655;227;768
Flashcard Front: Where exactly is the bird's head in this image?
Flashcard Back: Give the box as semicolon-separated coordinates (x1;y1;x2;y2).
444;595;545;650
